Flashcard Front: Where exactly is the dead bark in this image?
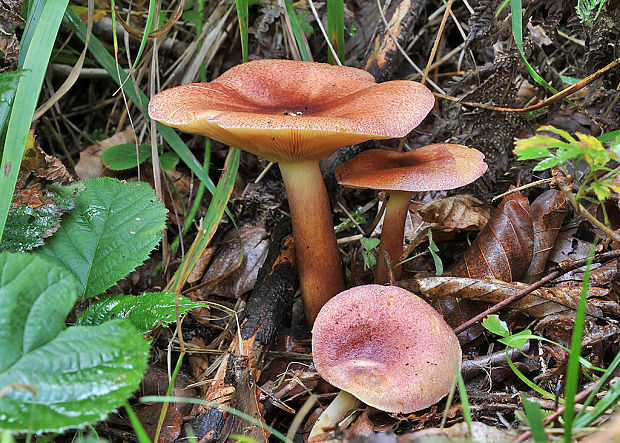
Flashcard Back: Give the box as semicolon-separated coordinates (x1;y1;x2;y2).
186;220;298;442
363;0;427;81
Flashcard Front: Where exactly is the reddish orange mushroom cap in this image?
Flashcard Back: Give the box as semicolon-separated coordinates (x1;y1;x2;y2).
312;284;461;413
148;59;435;162
335;143;488;191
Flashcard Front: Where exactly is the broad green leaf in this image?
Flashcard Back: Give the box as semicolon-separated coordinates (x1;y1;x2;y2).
182;10;202;30
39;178;167;299
359;237;379;251
79;292;203;334
159;151;179;171
481;315;509;337
101;143;152;170
0;253;149;433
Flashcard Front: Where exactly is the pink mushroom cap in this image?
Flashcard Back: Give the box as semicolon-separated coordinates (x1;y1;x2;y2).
148;59;435;162
312;284;462;413
335;143;488;191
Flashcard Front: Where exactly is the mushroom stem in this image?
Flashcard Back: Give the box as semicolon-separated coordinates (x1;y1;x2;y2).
279;160;345;323
309;390;361;441
375;190;412;284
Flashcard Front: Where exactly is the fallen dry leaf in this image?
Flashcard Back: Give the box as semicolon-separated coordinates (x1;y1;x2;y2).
401;277;606;319
419;194;491;232
524;189;568;282
194;223;270;298
451;190;533;282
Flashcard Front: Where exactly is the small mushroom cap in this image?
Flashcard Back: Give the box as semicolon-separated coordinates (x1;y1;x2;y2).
335;143;487;191
312;284;461;414
148;59;434;163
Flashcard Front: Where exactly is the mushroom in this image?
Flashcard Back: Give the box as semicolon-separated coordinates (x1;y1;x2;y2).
149;59;435;322
310;284;461;440
335;143;487;284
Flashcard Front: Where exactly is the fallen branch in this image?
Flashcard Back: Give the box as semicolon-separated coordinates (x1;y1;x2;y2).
453;249;620;335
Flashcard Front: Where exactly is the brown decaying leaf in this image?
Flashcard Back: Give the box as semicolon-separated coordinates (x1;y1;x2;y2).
401;277;611;319
419;194;491;232
523;189;568;282
451;190;533;282
193;223;270;299
19;131;73;188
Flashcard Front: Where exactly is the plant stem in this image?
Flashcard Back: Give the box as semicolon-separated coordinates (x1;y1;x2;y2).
375;191;412;284
557;178;620;243
279;160;344;323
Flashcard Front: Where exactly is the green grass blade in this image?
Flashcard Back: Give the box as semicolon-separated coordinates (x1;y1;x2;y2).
0;0;48;132
63;8;224;209
509;0;559;95
574;372;620;428
327;0;344;64
574;350;620;425
131;0;156;70
521;395;547;443
153;353;185;442
123;401;152;443
140;395;293;443
0;0;69;243
563;244;597;442
283;0;312;61
456;362;471;435
506;349;559;401
169;147;240;288
235;0;249;62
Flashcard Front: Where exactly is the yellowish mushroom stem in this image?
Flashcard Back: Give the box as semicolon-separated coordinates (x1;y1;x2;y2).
279;160;345;324
375;190;413;284
309;390;361;441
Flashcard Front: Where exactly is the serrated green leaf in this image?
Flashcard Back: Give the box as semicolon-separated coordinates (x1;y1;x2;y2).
38;178;167;299
481;315;509;337
590;182;611;202
101;144;152;170
537;125;577;144
0;189;75;253
79;292;203;334
0;253;149;433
